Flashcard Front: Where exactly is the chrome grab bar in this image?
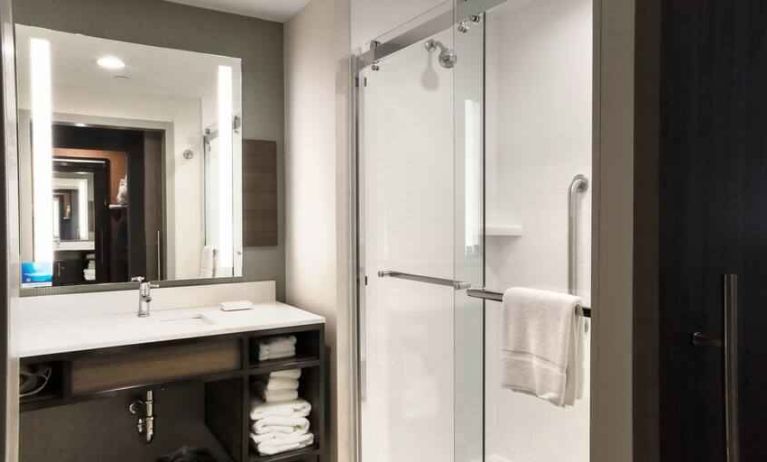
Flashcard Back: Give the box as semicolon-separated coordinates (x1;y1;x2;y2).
568;174;589;295
377;270;472;290
466;288;591;318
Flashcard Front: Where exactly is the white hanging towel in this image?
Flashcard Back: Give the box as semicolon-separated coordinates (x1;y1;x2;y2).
199;246;216;278
501;287;584;407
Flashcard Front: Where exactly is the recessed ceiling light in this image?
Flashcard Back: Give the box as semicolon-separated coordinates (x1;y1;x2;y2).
97;55;125;70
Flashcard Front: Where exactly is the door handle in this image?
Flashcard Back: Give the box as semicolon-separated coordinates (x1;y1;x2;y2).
723;274;740;462
691;275;739;462
691;331;722;348
377;270;471;290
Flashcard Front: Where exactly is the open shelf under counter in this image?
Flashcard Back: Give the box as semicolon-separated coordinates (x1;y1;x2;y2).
19;317;326;462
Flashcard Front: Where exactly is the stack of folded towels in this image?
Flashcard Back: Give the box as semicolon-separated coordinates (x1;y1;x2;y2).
258;335;297;361
250;369;314;456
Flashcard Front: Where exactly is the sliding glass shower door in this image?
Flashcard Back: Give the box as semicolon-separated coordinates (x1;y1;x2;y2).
356;3;486;461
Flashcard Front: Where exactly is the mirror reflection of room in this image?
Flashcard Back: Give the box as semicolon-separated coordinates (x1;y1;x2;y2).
47;125;162;286
15;26;244;288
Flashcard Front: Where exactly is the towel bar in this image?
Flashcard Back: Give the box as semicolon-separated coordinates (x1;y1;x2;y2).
466;288;592;318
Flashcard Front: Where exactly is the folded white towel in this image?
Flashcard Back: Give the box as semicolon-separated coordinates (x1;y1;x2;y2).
261;343;296;354
259;336;297;350
501;287;583;407
258;337;296;361
271;369;301;380
254;432;314;456
252;431;309;444
252;416;310;435
264;378;300;391
258;348;296;361
262;389;299;403
250;399;312;420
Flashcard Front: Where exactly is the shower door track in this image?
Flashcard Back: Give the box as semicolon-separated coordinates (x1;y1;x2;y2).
356;0;504;69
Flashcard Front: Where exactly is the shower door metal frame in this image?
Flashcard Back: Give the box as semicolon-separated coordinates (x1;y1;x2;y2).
349;2;499;460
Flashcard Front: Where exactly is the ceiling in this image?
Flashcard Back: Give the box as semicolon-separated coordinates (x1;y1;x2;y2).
163;0;310;22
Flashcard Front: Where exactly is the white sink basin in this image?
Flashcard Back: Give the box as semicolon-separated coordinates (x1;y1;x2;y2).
149;312;216;326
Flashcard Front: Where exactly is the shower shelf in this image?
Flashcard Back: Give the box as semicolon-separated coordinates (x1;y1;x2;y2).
485;224;523;237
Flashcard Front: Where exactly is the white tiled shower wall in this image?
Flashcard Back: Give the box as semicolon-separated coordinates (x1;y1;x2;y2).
484;0;593;461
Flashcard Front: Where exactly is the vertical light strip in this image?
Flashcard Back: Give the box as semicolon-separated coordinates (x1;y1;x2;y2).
30;38;53;265
77;179;89;241
464;99;482;254
217;65;234;272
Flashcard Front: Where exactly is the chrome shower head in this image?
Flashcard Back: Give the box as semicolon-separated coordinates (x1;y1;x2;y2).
425;39;457;69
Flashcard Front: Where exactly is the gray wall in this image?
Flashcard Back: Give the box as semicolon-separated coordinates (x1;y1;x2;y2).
13;0;287;300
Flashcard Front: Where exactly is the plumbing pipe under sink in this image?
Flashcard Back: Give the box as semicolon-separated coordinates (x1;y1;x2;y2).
129;390;156;444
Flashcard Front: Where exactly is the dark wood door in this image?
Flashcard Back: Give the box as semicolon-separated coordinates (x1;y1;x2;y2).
660;1;767;460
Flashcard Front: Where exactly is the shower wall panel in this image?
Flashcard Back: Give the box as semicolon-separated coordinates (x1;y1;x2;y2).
483;0;593;461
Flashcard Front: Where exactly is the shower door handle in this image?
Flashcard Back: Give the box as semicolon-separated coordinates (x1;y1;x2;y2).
377;270;471;290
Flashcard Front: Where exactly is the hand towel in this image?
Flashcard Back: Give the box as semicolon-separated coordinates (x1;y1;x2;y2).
254;432;314;456
250;398;312;420
264;377;300;391
252;416;310;435
271;369;302;380
501;287;583;407
199;246;216;278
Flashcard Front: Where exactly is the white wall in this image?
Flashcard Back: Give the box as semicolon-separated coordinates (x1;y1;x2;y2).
484;0;592;461
284;0;352;459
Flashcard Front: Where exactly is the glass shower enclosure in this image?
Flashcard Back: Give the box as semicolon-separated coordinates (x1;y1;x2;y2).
353;0;592;460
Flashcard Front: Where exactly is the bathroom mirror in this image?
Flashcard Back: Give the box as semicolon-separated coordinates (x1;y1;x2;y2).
15;25;244;290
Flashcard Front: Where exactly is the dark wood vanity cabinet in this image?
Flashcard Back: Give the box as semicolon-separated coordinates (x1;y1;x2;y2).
20;324;326;462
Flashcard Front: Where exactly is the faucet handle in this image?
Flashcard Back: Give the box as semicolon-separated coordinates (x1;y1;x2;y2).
131;276;145;284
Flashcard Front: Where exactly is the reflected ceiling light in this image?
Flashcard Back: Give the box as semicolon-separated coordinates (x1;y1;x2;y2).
97;55;125;70
75;123;87;127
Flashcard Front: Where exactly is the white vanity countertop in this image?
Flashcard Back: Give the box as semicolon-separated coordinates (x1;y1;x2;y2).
17;302;325;358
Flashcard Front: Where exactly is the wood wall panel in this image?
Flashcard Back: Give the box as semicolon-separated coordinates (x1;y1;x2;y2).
242;139;278;247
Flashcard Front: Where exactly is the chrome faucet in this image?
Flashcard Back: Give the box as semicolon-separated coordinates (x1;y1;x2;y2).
131;277;159;318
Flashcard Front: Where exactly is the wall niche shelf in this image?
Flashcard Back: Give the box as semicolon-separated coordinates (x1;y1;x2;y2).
485;224;524;237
